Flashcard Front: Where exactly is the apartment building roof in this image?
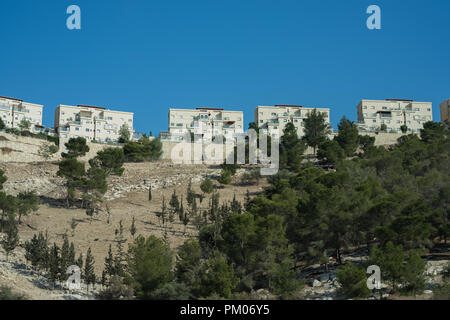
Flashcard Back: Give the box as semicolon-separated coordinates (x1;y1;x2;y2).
359;99;431;104
57;104;133;115
386;99;413;102
274;105;303;108
196;107;224;111
77;104;106;110
0;96;23;102
169;108;242;113
257;105;330;110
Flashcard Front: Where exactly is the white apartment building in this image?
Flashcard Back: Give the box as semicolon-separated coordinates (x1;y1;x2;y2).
357;99;433;133
440;99;450;122
167;107;244;141
0;96;44;132
255;105;331;137
55;104;134;143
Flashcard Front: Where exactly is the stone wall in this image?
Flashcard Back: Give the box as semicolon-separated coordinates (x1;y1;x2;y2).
161;140;316;161
0;131;412;163
360;132;411;146
0;132;120;163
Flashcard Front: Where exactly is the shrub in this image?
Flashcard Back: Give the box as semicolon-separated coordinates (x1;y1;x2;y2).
200;178;214;194
240;169;261;186
97;276;134;300
151;282;190;300
218;170;232;185
123;138;162;162
0;285;26;300
433;282;450;300
336;263;371;299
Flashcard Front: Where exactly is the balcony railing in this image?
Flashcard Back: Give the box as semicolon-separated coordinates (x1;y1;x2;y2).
13;107;29;113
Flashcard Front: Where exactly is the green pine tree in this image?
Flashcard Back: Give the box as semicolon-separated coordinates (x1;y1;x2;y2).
48;243;61;284
84;248;96;291
130;217;137;238
2;214;19;261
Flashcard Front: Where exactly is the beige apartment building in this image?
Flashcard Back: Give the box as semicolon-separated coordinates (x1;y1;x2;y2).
0;96;44;132
167;107;244;141
357;99;433;133
440;99;450;122
55;104;134;143
255;105;331;137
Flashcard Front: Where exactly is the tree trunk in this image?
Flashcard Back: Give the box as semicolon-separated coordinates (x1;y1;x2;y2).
336;248;342;265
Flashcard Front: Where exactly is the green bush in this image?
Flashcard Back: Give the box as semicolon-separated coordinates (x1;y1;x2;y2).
336;263;371;299
218;170;232;185
0;285;26;300
123;138;162;162
433;282;450;300
151;282;190;300
200;178;214;194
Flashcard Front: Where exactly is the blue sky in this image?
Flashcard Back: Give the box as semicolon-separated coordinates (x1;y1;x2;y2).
0;0;449;135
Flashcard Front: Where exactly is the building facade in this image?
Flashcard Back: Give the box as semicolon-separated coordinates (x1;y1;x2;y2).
440;99;450;122
166;107;244;141
0;96;44;132
255;105;331;137
55;104;134;143
356;99;433;134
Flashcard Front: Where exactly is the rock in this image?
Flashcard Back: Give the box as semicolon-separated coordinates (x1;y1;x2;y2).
312;279;322;287
319;273;330;282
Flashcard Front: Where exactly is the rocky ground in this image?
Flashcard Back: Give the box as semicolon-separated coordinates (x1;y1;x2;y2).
0;160;266;299
0;161;448;300
0;237;97;300
297;254;449;300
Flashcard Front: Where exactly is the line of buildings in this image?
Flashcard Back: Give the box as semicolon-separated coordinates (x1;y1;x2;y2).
0;96;134;143
0;95;449;143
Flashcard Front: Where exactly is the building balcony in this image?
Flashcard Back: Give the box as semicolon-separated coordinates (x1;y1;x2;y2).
13;107;29;113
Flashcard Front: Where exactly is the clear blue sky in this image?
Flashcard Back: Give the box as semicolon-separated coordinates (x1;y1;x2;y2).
1;0;449;135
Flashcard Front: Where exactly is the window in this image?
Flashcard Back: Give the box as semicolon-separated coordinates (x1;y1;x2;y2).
75;127;80;131
86;128;90;132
